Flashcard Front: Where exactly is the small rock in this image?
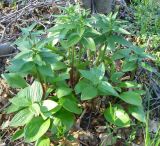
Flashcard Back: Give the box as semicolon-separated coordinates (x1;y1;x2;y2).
0;43;15;56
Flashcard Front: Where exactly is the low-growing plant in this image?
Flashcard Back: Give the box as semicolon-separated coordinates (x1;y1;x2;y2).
1;4;155;145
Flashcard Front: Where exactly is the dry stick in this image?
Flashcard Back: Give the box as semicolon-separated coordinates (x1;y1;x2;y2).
76;109;87;129
0;102;11;113
0;52;17;58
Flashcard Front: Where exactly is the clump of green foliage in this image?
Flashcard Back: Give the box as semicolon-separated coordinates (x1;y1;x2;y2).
2;4;154;145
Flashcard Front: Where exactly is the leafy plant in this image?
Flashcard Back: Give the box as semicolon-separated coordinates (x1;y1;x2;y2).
1;4;154;145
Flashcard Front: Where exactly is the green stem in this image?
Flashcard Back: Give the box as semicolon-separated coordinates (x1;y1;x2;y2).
94;44;104;65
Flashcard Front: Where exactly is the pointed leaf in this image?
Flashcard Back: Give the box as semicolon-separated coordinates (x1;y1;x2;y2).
104;104;130;127
11;129;24;141
24;117;50;142
35;136;50;146
119;91;142;106
128;106;146;123
56;86;72;98
59;96;82;114
2;73;27;88
81;85;98;100
10;108;34;127
98;81;119;97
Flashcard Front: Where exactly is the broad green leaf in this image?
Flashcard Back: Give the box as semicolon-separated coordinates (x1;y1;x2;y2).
111;72;124;83
9;95;31;108
59;96;82;114
111;35;133;47
81;85;98;100
104;104;130;127
115;27;130;35
122;61;137;72
75;79;90;94
5;104;20;114
128;106;146;123
112;49;131;60
56;86;72;98
35;136;50;146
30;103;41;116
41;100;58;112
79;70;99;84
81;37;96;51
118;81;141;88
37;65;54;77
119;91;142;106
91;63;105;80
52;72;70;82
10;108;34;127
51;62;67;70
79;64;105;85
98;81;119;97
2;73;27;88
29;81;43;102
61;33;81;48
11;129;24;141
24;117;50;142
52;109;75;132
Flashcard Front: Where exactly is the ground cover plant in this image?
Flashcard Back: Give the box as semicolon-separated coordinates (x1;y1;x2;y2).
0;1;159;146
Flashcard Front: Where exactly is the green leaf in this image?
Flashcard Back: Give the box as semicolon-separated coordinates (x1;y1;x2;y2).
56;86;72;98
79;63;105;85
41;100;58;112
98;81;119;97
128;106;146;123
111;35;133;47
118;81;141;88
30;103;41;116
61;33;81;48
24;117;50;142
81;37;96;51
51;62;67;70
5;104;20;114
112;49;131;60
2;73;27;88
11;129;24;141
52;109;75;132
10;108;34;127
116;27;130;35
104;104;130;127
81;85;98;100
111;72;124;83
35;136;50;146
92;63;105;80
29;81;43;102
119;91;142;106
9;95;31;108
37;65;54;77
59;96;82;114
122;61;137;72
75;79;89;94
79;70;99;85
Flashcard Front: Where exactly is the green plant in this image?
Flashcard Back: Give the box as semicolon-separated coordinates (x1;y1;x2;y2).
2;4;154;145
144;112;160;146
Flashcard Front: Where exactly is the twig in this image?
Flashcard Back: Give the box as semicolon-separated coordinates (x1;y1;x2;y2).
0;52;17;58
76;109;87;129
0;102;11;113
